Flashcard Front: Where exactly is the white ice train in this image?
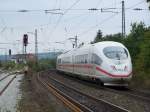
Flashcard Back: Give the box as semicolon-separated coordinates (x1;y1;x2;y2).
56;41;132;86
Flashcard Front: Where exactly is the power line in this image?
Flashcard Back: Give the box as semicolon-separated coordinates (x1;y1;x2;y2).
73;0;148;39
0;8;148;13
0;0;148;36
48;0;81;40
78;13;119;37
127;0;146;10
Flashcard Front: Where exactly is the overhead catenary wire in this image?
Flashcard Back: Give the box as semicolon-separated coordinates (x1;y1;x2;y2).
64;0;104;36
0;8;148;13
72;0;148;40
47;0;81;42
0;0;147;29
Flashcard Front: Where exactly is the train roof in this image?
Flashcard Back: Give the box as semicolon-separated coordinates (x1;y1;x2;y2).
57;41;125;58
93;41;124;47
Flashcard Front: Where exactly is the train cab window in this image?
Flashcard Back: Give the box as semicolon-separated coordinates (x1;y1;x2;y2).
103;46;128;60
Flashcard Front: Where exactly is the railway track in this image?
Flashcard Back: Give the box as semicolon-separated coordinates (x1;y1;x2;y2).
0;75;17;96
103;87;150;103
0;74;11;81
52;70;150;103
37;71;130;112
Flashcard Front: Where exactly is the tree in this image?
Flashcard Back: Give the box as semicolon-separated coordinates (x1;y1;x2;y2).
135;31;150;70
129;22;146;40
147;0;150;9
124;22;147;63
93;30;103;43
103;33;123;43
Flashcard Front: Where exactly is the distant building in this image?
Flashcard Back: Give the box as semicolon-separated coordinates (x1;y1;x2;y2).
11;53;36;63
0;52;62;62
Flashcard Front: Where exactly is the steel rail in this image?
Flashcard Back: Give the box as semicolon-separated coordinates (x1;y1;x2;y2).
106;88;150;103
98;87;150;103
37;73;92;112
54;70;150;103
0;75;17;96
44;72;130;112
0;74;11;81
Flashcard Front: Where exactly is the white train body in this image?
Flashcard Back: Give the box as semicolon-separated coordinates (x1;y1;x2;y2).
56;41;132;86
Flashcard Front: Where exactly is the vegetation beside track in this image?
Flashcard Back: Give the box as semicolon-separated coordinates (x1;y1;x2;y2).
27;58;56;72
0;58;56;73
0;61;25;71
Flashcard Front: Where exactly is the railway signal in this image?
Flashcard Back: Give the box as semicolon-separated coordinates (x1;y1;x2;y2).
9;49;11;56
23;34;28;46
23;34;28;61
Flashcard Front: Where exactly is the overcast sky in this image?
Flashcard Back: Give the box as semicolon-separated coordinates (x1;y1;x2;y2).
0;0;149;55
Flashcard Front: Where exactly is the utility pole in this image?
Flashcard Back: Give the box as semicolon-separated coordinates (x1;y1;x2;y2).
27;29;38;65
22;41;24;55
68;35;78;48
122;0;126;38
35;29;38;64
75;35;78;48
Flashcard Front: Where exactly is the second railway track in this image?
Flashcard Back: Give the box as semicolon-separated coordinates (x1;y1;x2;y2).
37;71;130;112
0;74;17;96
0;74;11;81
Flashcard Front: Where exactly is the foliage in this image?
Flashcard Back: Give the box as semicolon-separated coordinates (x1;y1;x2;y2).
92;22;150;88
1;61;16;70
135;31;150;71
147;0;150;9
0;61;25;70
0;57;56;73
92;30;123;43
27;59;56;72
103;33;123;42
124;22;147;63
92;30;103;43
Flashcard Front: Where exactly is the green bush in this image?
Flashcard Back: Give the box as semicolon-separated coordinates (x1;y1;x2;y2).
0;61;25;70
27;59;56;72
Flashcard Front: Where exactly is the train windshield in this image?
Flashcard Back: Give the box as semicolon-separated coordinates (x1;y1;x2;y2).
103;46;128;60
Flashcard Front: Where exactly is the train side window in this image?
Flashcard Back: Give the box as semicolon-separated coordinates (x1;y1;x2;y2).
85;54;88;63
62;57;71;64
91;54;102;65
75;54;88;64
58;59;61;64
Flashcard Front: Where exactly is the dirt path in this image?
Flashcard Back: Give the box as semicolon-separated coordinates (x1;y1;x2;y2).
17;72;70;112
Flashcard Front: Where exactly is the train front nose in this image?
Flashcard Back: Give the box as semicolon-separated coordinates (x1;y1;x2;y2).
96;63;132;86
101;45;132;86
104;64;132;86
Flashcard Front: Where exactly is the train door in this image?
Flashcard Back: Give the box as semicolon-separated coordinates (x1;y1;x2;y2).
89;46;95;76
72;55;74;73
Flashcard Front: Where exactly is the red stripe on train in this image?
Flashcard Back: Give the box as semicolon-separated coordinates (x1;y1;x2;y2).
96;66;132;78
58;64;132;78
